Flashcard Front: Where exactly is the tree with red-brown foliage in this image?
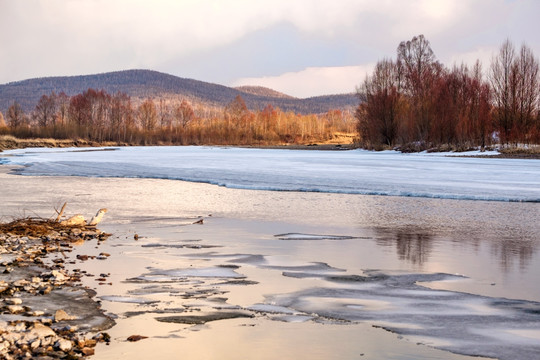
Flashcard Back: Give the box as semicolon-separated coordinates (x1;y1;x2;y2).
357;35;525;150
357;58;402;147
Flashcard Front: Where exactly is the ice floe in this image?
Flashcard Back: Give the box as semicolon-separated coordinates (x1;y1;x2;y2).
264;271;540;360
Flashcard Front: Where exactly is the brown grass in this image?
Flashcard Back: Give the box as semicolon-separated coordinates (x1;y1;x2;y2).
0;135;122;151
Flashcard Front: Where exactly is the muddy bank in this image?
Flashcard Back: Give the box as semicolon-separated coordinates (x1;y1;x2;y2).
0;216;115;358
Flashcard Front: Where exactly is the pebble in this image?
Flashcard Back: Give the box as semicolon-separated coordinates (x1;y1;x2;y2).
0;217;113;358
55;338;72;352
55;309;77;322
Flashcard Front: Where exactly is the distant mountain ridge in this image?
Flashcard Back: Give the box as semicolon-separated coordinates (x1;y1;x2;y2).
0;69;358;114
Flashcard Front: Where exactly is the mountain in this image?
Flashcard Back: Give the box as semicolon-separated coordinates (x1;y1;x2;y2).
0;69;358;115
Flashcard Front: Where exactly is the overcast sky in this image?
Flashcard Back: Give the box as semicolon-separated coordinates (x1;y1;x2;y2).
1;0;539;98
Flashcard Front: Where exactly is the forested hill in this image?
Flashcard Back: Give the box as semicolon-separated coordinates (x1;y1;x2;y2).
0;69;357;114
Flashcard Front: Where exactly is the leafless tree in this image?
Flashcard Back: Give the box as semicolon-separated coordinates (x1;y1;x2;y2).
7;101;26;128
138;98;157;132
34;93;57;127
357;58;402;146
490;40;540;143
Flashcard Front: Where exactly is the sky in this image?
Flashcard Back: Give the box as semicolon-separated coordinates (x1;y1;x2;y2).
1;0;539;98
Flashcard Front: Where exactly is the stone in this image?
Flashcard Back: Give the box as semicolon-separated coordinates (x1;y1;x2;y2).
29;323;56;339
55;309;77;322
7;305;25;314
55;338;72;352
81;347;95;356
51;270;67;282
30;338;41;350
5;298;23;305
127;335;148;342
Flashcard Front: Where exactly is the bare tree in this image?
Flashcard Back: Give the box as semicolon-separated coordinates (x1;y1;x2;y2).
397;34;441;142
34;92;57;128
490;40;540;143
138;98;157;132
357;58;402;147
174;99;195;128
7;101;26;128
490;39;516;143
0;111;6;128
515;44;539;138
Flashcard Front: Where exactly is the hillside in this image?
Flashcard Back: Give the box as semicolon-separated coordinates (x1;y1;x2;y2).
0;70;358;114
235;86;296;99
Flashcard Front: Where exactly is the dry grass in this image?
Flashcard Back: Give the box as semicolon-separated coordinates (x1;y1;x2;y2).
320;132;357;145
499;145;540;155
0;135;121;151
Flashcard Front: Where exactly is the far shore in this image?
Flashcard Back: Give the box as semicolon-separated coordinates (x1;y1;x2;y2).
1;135;539;159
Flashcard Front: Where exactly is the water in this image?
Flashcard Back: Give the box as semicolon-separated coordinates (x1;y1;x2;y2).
1;146;539;359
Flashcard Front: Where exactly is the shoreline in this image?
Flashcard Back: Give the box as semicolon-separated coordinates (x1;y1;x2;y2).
0;217;115;358
2;135;539;158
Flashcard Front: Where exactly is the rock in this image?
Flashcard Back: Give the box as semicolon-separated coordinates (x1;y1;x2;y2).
55;309;77;322
5;298;23;305
7;305;25;314
29;323;56;339
127;335;148;342
82;347;95;355
30;338;41;350
51;270;68;282
55;338;72;352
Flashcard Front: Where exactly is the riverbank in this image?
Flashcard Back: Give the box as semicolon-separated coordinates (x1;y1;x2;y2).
0;135;124;151
0;215;114;358
3;134;540;158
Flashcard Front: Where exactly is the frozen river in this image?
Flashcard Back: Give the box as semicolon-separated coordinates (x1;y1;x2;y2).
2;146;539;202
1;146;539;359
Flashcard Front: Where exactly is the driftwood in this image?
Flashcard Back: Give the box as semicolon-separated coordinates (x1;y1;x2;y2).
88;209;108;226
55;202;68;223
56;205;108;227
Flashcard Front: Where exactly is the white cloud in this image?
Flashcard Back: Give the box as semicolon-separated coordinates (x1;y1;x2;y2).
232;64;375;98
0;0;539;97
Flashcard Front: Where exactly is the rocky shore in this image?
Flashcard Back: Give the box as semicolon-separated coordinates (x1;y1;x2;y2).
0;216;115;359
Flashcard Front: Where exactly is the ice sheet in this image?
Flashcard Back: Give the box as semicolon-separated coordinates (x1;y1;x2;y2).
2;146;539;202
265;271;540;360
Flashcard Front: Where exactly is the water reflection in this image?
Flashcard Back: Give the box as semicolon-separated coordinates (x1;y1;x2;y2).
373;225;537;274
494;238;535;272
373;227;434;266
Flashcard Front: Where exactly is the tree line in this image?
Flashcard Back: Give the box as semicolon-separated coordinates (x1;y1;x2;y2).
0;90;356;146
357;35;540;150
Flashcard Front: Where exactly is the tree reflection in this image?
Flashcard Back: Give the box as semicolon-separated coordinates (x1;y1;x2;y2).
373;226;536;272
493;238;535;272
374;227;434;266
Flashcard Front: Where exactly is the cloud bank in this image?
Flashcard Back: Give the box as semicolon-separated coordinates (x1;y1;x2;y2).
1;0;539;97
